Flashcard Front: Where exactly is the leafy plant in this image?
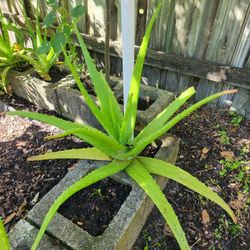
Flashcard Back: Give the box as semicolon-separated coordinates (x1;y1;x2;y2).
218;130;230;145
0;219;10;250
17;0;85;81
8;3;237;250
0;11;25;93
229;111;243;126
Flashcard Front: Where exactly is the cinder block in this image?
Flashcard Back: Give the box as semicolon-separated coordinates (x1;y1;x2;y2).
15;135;179;250
9;70;61;112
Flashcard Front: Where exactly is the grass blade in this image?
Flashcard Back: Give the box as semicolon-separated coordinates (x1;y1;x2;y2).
126;159;190;250
31;159;131;250
139;156;237;223
28;148;111;161
119;2;162;145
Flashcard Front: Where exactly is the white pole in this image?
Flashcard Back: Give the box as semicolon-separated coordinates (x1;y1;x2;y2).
121;0;136;112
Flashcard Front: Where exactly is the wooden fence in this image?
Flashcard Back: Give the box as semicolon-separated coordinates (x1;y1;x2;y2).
1;0;250;118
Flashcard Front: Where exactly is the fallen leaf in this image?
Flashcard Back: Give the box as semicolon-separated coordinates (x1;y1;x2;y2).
201;209;210;227
31;192;39;205
77;221;84;226
4;212;16;225
202;147;210;154
16;200;28;217
220;151;235;160
163;223;174;237
229;193;246;210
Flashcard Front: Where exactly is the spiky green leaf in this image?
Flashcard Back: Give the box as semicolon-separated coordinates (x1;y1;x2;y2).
124;89;238;159
139;156;237;223
73;24;123;140
7;112;127;158
119;2;162;145
126;159;190;250
0;219;10;250
134;87;196;144
28;147;111;161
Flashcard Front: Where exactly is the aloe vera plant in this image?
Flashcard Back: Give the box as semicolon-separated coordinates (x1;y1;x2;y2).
0;11;25;93
8;3;237;250
17;0;84;81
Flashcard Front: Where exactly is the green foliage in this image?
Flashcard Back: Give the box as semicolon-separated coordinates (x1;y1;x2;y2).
219;158;249;193
0;219;10;250
17;1;83;81
218;130;230;145
8;2;238;249
0;11;25;93
229;111;243;126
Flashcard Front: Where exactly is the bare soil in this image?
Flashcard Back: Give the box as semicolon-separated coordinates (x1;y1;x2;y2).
133;105;250;250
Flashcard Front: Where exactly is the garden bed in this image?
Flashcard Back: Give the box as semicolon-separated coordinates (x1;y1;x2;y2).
2;93;249;249
133;105;250;250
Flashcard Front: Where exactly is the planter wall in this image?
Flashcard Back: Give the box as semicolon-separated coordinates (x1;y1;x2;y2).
9;71;174;128
9;134;180;250
9;69;61;113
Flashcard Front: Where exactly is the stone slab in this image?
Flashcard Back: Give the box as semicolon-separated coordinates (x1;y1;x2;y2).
56;75;119;127
9;70;61;112
8;219;67;250
22;134;179;250
0;100;16;112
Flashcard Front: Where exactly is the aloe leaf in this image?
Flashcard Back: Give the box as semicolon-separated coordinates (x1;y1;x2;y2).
31;159;131;250
43;10;56;28
126;159;190;250
139;156;237;223
0;219;10;250
62;48;112;135
74;24;123;140
8;111;84;130
42;127;127;157
119;2;162;145
71;5;86;20
125;89;238;159
7;112;127;157
28;147;111;161
134;87;196;144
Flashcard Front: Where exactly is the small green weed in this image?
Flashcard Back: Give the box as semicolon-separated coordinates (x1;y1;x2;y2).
219;158;249;193
218;130;230;145
229;111;243;126
214;215;242;241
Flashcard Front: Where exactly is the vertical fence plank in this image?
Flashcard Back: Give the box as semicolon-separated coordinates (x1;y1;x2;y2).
87;0;105;38
196;0;249;106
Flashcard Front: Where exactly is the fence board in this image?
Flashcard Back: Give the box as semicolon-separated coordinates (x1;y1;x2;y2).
1;0;249;118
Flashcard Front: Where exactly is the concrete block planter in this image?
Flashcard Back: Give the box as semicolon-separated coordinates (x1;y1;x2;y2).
8;69;62;113
9;70;174;128
9;134;180;250
113;83;174;128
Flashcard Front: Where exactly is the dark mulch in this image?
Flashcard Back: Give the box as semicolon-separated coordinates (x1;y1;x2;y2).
0;93;60;116
59;178;131;236
133;106;249;250
0;112;87;231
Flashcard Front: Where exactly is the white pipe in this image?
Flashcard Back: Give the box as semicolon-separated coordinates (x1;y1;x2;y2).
121;0;136;112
